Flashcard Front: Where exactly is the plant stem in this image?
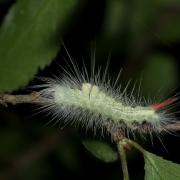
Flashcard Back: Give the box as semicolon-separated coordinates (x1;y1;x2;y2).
117;140;129;180
1;92;180;134
124;139;146;154
0;92;43;106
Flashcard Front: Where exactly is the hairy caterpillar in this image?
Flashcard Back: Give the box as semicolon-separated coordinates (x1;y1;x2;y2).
35;50;178;140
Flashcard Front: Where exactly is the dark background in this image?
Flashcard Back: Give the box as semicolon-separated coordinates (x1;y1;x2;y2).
0;0;180;179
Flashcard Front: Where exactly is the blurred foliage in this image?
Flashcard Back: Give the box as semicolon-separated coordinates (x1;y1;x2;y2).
142;53;177;98
0;0;10;4
0;0;78;92
0;0;180;179
82;139;118;163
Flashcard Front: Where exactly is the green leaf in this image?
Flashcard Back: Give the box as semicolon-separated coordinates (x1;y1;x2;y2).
125;139;180;180
82;139;118;163
144;151;180;180
0;0;78;92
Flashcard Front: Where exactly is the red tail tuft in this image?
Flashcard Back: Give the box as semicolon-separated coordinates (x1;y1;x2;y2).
150;98;177;110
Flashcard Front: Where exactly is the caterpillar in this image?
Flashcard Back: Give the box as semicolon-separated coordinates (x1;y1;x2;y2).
35;50;178;141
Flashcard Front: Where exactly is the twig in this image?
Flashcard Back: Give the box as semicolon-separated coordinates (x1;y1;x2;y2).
0;92;43;106
1;92;180;134
164;122;180;131
117;140;129;180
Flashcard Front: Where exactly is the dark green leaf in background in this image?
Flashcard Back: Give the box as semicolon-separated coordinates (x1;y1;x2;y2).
82;139;118;163
158;15;180;43
0;0;78;92
155;0;180;6
142;53;177;99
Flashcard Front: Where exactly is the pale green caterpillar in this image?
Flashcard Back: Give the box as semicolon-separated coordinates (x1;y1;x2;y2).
54;83;158;123
37;57;178;139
